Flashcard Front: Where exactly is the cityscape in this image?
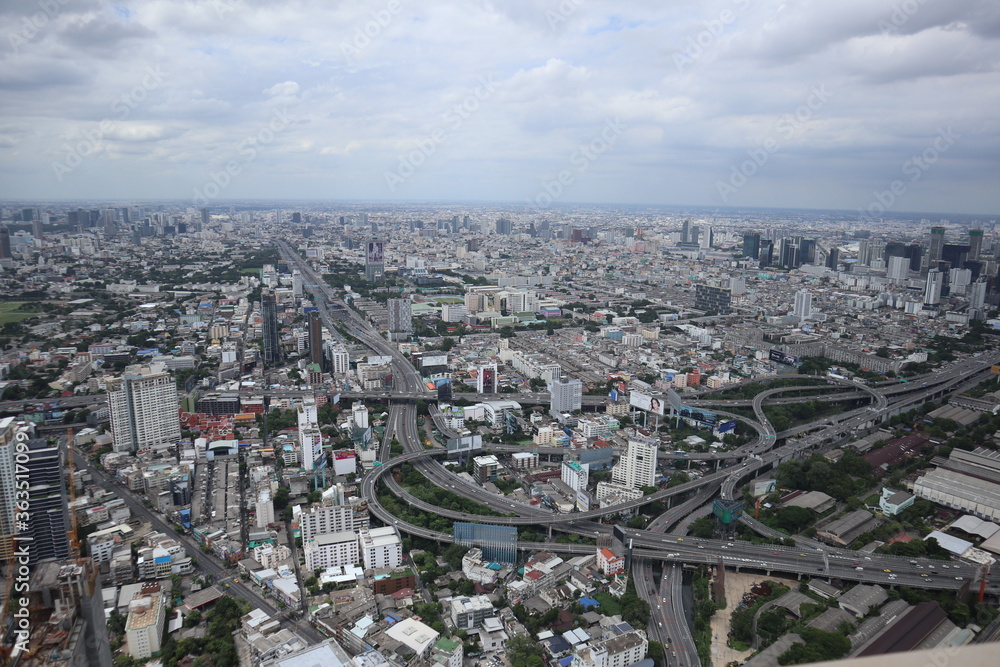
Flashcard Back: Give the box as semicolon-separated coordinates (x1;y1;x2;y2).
2;2;1000;667
1;201;1000;667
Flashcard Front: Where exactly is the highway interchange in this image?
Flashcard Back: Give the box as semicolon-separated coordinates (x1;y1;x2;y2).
274;242;999;661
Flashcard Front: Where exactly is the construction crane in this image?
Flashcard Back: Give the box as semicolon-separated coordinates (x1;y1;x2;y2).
65;427;83;565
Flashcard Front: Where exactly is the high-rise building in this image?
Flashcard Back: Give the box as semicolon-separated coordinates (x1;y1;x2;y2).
27;560;113;667
888;255;910;282
365;239;385;281
478;363;498;393
969;229;984;262
108;369;181;453
924;269;944;306
549;375;582;413
22;433;70;563
699;226;713;249
742;232;761;259
561;460;589;492
326;344;349;375
694;284;731;314
495;218;513;235
928;226;946;265
906;243;923;272
387;298;413;341
611;439;657;489
262;289;281;366
308;311;323;366
970;279;988;310
298;398;323;472
292;270;303;297
0;417;21;562
0;225;11;259
758;239;774;267
793;291;812;321
825;247;840;269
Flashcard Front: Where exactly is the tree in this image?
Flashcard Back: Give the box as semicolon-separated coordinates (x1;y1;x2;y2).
507;634;545;667
184;609;202;627
273;487;290;510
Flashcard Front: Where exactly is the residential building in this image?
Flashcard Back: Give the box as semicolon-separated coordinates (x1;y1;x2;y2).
387;298;413;341
262;289;281;366
611;439;657;489
304;531;360;571
359;526;402;570
550;375;583;413
299;503;356;541
125;588;166;659
108;368;181;453
561;461;589;492
450;595;494;630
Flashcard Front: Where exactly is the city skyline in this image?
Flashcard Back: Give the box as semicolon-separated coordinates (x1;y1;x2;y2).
1;1;998;215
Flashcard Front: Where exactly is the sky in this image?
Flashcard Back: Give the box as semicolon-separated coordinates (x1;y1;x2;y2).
1;0;998;216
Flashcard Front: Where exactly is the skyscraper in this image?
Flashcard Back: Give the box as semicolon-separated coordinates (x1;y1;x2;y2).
969;229;984;261
298;398;323;473
0;417;21;563
742;232;761;259
495;218;513;235
549;375;583;413
793;291;813;321
108;369;181;453
970;279;988;310
262;289;281;366
22;433;70;563
308;311;323;367
928;226;946;265
924;269;944;306
887;255;910;282
611;439;657;489
0;225;11;259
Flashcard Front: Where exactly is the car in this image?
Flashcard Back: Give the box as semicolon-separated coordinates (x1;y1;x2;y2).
883;569;892;573
697;545;705;549
773;552;780;556
920;573;928;577
955;577;964;581
856;567;864;571
677;538;684;541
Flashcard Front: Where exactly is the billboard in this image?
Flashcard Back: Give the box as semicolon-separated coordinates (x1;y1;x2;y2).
422;354;448;368
481;366;496;393
679;406;717;426
717;419;738;433
366;241;384;264
769;349;799;366
753;480;777;497
333;450;357;476
610;389;619;402
629;391;665;416
447;435;483;453
713;499;744;524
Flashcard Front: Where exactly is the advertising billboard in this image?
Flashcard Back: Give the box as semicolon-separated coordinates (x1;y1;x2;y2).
481;366;496;393
713;499;744;524
629;391;666;416
422;354;449;368
679;406;717;426
769;349;799;366
717;419;738;433
753;480;778;497
367;241;384;264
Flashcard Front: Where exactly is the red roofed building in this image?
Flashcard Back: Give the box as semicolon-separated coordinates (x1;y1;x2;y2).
597;547;625;576
863;434;929;477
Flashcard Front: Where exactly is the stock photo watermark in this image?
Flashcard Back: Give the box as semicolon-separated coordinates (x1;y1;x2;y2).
857;127;959;222
51;65;168;182
11;427;33;657
339;0;404;69
526;117;628;209
716;84;832;203
674;0;749;72
546;0;585;31
7;0;71;56
192;107;296;206
384;75;501;192
878;0;932;36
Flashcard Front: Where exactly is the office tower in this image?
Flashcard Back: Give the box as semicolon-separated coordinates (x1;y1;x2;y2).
825;247;840;269
477;363;498;393
387;298;413;341
681;219;692;244
950;268;972;295
32;218;43;239
0;418;21;562
0;225;11;259
22;433;70;563
495;218;513;235
699;226;713;249
884;241;906;263
970;279;988;309
793;291;813;321
858;239;872;266
611;439;657;489
437;379;452;403
108;369;181;453
929;226;946;264
292;270;303;297
308;311;323;366
888;256;910;282
200;208;210;228
969;229;984;261
924;269;944;305
365;240;385;281
694;284;732;314
759;239;774;267
906;243;923;272
262;289;281;366
549;375;583;413
742;232;760;259
799;238;816;265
